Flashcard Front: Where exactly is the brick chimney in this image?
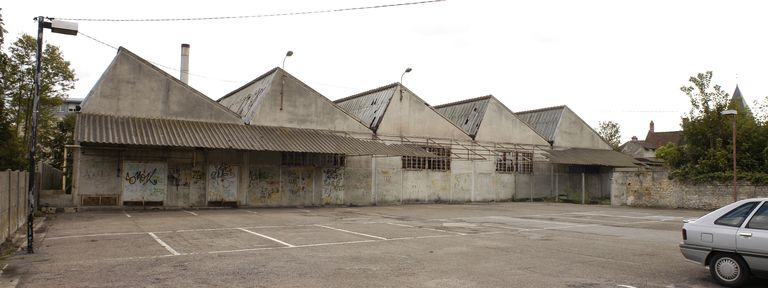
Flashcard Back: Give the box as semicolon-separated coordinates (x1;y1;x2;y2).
632;136;638;141
649;121;654;133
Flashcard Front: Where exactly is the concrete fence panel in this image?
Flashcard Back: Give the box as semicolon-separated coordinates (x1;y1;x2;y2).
0;170;30;241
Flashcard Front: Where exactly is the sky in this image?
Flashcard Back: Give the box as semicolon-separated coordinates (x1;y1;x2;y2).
3;0;768;143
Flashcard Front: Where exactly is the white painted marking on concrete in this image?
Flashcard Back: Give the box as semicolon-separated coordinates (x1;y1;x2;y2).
208;246;284;254
238;228;295;247
244;210;259;214
123;211;131;218
296;239;378;248
148;232;180;256
617;285;637;288
46;231;154;240
297;209;311;213
315;224;387;240
182;210;198;216
0;264;8;276
388;235;452;241
385;222;415;228
525;215;630;224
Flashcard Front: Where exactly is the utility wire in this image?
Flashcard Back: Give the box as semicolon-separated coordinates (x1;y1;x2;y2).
56;0;446;22
79;31;245;83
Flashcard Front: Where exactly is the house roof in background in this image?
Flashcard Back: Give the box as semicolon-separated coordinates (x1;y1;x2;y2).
644;130;682;148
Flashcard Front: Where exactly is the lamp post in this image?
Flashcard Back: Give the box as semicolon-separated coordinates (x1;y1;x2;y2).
400;67;412;84
28;16;78;254
282;50;293;69
721;109;738;202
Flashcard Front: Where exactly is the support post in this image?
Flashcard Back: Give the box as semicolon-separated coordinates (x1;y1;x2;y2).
581;172;586;205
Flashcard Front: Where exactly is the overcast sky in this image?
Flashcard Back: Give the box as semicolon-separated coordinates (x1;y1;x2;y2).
3;0;767;142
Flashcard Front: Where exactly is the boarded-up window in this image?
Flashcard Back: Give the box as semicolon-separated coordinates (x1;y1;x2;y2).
402;146;451;171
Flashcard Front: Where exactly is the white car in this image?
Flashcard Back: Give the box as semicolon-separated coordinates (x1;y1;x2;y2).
680;198;768;287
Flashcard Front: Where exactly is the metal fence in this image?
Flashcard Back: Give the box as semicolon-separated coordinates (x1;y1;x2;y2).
0;170;29;241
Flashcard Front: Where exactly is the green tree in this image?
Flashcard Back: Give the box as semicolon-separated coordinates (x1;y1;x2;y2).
0;10;76;170
662;71;768;183
0;9;25;170
596;121;621;151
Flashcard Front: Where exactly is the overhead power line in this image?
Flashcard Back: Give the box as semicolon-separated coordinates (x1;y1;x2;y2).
56;0;446;22
79;31;245;83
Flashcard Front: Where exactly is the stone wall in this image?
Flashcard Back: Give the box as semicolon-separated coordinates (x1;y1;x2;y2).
612;168;768;209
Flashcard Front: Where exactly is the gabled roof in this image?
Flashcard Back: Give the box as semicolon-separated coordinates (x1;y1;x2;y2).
218;68;278;124
333;83;398;132
644;130;683;148
217;67;370;132
433;95;491;138
515;106;566;142
80;47;242;124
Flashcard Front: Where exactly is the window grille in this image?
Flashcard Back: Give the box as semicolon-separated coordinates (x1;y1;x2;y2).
281;152;345;167
402;146;451;171
495;150;533;174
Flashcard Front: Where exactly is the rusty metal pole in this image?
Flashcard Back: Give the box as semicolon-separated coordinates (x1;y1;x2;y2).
731;115;737;202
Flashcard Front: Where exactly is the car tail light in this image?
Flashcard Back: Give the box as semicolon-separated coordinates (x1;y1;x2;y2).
682;228;687;240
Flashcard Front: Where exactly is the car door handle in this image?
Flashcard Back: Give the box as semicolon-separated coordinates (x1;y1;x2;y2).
738;232;752;237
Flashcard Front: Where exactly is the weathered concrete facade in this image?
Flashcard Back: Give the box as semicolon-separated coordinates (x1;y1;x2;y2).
71;48;635;208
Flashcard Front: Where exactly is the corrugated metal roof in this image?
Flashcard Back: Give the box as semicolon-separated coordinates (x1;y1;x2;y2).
217;68;277;124
334;84;397;132
515;106;565;142
544;148;638;167
433;96;491;138
75;113;433;157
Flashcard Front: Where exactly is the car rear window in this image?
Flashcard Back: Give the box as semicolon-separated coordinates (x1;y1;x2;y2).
746;202;768;230
714;202;759;227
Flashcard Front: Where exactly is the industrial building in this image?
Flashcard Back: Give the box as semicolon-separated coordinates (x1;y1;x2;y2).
70;47;636;208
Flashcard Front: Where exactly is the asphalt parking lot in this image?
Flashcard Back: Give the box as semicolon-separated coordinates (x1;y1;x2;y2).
1;203;767;288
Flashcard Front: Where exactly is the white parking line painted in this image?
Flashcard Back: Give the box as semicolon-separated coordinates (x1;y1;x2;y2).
123;211;131;218
238;228;295;247
182;210;198;216
46;231;157;240
297;209;311;213
147;232;180;256
617;285;637;288
524;215;632;224
384;222;468;236
570;212;683;221
243;210;259;214
0;264;8;276
315;224;388;240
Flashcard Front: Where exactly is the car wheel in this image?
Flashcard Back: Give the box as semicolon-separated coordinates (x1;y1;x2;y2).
710;253;750;287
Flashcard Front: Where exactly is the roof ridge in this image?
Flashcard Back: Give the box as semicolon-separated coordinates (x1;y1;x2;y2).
433;95;492;109
114;47;242;120
217;67;279;102
334;82;399;103
516;105;567;115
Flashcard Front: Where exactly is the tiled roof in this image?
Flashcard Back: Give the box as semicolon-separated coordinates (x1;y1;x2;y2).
644;131;682;148
75;113;432;157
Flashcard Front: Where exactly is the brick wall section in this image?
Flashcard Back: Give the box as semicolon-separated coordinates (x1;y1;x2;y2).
612;168;768;209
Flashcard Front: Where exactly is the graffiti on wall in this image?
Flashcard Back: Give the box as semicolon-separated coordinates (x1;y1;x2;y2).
247;166;281;205
123;162;167;202
322;167;343;205
207;163;239;202
283;167;314;204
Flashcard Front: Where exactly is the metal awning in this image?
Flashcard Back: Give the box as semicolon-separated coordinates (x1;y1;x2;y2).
75;113;433;157
544;148;639;167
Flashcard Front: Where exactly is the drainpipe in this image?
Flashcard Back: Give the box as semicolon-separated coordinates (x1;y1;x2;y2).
180;44;190;84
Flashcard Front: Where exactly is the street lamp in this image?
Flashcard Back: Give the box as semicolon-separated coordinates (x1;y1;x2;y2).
400;67;412;84
27;16;78;254
721;109;737;202
282;50;293;69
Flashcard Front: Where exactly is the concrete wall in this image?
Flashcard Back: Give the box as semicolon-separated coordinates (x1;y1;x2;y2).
0;170;29;241
376;87;472;141
475;98;549;146
611;169;768;209
554;107;612;150
80;49;241;124
242;69;373;135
